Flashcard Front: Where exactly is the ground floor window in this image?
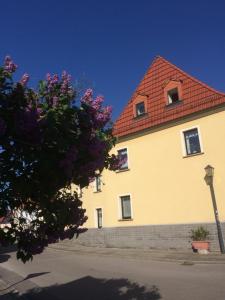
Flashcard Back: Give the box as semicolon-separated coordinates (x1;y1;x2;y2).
96;208;103;228
120;195;132;220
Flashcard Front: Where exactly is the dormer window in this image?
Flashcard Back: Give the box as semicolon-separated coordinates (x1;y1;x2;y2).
133;94;148;118
135;102;145;116
167;88;180;104
163;80;183;107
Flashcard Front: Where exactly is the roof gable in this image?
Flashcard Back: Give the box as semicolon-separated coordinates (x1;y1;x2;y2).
113;56;225;137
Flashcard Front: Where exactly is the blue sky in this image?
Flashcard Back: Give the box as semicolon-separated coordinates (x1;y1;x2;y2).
0;0;225;120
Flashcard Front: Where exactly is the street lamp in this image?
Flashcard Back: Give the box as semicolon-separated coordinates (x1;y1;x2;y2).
204;165;214;185
204;165;225;254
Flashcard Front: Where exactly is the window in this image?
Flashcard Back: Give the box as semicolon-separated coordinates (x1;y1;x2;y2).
132;94;148;118
94;175;101;192
163;80;183;106
135;102;145;116
167;88;180;104
76;186;82;198
96;208;102;228
183;128;201;155
117;148;128;170
120;195;132;219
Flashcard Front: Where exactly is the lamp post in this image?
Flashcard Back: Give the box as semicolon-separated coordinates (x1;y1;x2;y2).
204;165;225;254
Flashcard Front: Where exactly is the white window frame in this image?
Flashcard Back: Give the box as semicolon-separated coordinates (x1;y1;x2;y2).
93;175;102;192
180;126;204;157
118;194;133;220
116;146;129;171
94;207;103;228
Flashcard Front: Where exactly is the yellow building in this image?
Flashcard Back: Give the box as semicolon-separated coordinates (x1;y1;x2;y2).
79;56;225;250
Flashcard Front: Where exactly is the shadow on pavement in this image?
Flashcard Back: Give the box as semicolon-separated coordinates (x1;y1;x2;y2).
0;244;17;255
0;272;51;292
4;276;161;300
0;254;10;263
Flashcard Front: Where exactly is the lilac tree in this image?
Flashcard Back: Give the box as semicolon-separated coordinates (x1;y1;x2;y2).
0;56;120;262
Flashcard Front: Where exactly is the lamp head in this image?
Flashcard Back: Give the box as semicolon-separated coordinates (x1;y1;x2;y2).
205;165;214;177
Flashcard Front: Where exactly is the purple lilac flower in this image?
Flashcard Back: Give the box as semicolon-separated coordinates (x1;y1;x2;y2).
62;71;72;83
61;71;67;81
52;74;59;84
82;89;93;104
4;56;18;73
46;73;51;82
0;118;6;136
94;106;112;127
45;73;59;91
92;95;104;110
60;71;73;95
20;73;29;86
103;106;112;116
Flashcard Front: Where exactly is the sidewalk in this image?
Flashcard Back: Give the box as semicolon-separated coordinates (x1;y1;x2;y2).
0;277;19;300
0;265;32;300
49;241;225;265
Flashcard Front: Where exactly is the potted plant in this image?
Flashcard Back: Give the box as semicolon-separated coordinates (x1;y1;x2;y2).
190;226;210;253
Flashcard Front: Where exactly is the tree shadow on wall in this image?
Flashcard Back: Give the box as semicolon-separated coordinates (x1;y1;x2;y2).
4;276;161;300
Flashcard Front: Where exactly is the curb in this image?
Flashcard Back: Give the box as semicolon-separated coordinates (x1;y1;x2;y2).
48;244;225;265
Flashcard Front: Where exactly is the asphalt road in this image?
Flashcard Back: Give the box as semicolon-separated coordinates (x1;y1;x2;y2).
1;246;225;300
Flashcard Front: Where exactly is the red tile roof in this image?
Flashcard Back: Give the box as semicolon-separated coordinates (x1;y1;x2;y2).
113;56;225;138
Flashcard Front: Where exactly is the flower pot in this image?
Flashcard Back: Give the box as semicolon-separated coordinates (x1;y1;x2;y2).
191;241;210;253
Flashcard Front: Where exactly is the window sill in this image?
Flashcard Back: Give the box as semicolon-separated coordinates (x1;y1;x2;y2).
183;152;204;158
133;112;148;120
115;168;130;173
118;218;133;222
165;100;183;109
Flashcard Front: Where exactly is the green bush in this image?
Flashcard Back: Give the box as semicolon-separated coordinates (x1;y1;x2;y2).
191;226;210;241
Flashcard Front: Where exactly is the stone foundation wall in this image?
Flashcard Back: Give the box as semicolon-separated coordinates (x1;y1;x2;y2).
70;223;225;251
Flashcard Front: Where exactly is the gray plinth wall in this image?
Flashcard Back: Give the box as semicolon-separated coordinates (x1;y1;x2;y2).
69;223;225;251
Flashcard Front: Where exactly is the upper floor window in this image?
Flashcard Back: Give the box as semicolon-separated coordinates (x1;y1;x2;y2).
117;148;128;170
135;102;145;116
183;128;202;156
94;175;101;192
